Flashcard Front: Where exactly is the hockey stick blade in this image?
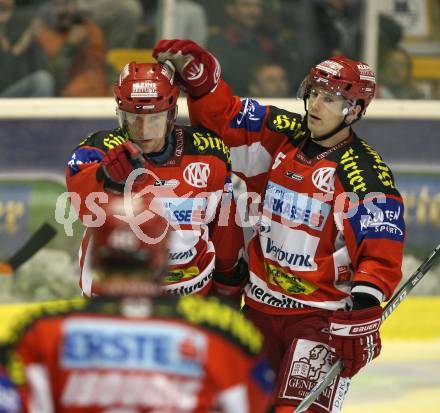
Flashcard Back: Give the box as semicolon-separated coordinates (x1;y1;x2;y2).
3;223;57;272
294;243;440;413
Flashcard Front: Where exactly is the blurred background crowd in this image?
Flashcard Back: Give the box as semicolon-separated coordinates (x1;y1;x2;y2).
1;0;439;99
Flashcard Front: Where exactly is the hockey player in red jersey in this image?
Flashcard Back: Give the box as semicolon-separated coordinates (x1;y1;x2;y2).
66;61;245;298
6;195;274;413
153;39;406;413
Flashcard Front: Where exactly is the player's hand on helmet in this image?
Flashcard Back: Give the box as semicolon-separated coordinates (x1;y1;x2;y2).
329;305;383;377
153;39;221;97
97;141;146;192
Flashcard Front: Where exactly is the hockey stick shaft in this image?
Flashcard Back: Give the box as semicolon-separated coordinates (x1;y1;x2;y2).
294;243;440;413
1;223;57;272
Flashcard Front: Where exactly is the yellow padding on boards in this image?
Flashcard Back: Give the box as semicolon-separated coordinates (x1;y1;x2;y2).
380;296;440;340
0;296;439;342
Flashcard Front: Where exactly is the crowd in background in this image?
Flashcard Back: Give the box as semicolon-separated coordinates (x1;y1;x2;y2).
1;0;438;99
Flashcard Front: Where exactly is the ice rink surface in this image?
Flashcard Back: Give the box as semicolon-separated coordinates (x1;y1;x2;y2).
345;340;440;412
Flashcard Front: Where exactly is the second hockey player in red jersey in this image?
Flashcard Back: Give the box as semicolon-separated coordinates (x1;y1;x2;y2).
66;61;245;298
153;39;406;413
5;196;274;413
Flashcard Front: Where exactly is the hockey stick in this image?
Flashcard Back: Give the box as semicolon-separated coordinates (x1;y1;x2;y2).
0;223;57;274
294;243;440;413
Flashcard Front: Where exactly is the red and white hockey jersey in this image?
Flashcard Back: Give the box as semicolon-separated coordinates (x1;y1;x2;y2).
188;80;406;315
66;125;243;297
7;296;274;413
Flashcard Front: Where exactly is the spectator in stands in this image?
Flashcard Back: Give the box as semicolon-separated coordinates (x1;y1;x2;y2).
313;0;363;59
0;0;54;96
248;62;290;97
207;0;294;96
377;47;426;99
172;0;208;46
134;0;207;49
35;0;109;96
77;0;142;49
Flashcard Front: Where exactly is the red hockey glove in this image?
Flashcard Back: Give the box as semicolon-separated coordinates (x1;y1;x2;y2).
97;141;146;192
329;305;383;378
153;39;221;97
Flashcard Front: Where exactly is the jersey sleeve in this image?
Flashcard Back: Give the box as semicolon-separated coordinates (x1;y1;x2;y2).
188;80;296;182
204;145;244;285
209;174;245;285
177;295;274;413
8;321;54;413
206;337;274;413
334;140;405;301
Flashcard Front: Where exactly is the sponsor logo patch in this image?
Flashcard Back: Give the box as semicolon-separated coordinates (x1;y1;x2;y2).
316;60;344;76
246;278;311;309
61;371;200;409
165;266;200;282
271;114;304;137
339;147;367;193
68;148;104;176
183;162;210;188
131;81;158;98
154;179;179;187
169;248;196;264
263;181;331;231
284;171;304;181
0;370;21;413
349;197;405;244
162;197;206;225
231;98;266;132
264;238;316;271
357;63;376;82
360;140;395;189
266;263;318;295
62;319;206;377
192;132;230;159
312;167;335;194
279;339;350;413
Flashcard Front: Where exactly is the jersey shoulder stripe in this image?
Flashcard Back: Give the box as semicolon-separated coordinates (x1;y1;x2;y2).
7;299;87;347
336;136;401;198
175;295;263;356
78;128;128;153
182;125;231;165
266;107;307;146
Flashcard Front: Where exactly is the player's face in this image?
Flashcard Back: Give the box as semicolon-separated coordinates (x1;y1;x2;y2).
118;110;168;154
307;88;349;138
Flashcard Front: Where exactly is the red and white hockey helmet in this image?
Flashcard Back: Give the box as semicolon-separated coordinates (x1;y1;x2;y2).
298;56;376;114
114;62;179;141
91;195;169;285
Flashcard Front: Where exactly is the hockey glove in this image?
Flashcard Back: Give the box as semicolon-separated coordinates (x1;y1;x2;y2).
96;141;146;193
153;39;221;97
329;305;382;378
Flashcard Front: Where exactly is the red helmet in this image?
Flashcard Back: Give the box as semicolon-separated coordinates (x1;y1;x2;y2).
114;62;179;114
301;56;376;112
91;195;169;282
